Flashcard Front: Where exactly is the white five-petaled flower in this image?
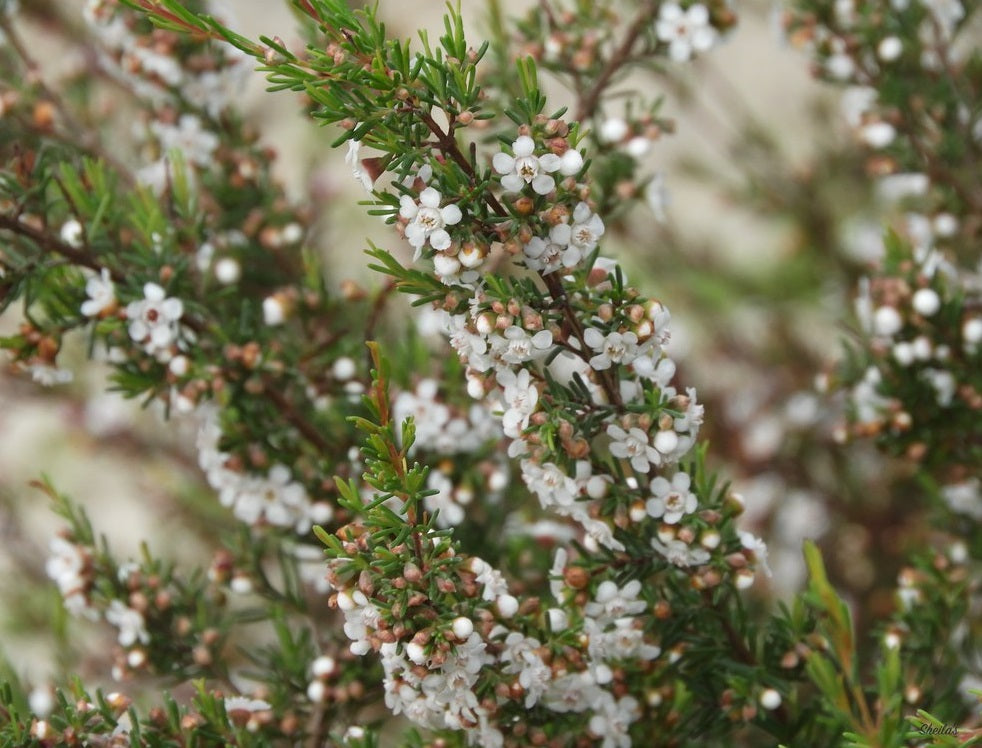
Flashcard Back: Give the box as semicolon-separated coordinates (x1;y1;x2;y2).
584;328;639;370
493;135;569;195
81;268;115;317
584;579;646;622
126;282;184;357
521;460;578;509
399;187;462;259
646;471;698;524
495;326;554;366
607;423;660;473
656;3;717;62
497;368;539;438
566;202;606;258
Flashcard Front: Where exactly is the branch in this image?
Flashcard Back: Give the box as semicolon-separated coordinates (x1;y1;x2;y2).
574;1;659;123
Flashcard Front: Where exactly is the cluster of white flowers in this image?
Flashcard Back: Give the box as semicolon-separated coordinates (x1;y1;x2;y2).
83;0;246;193
196;406;332;533
522;201;605;274
83;0;249;112
799;0;968;81
392;378;498;454
45;536;98;620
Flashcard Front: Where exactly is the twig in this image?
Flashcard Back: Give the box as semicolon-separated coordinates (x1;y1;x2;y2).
574;1;659;123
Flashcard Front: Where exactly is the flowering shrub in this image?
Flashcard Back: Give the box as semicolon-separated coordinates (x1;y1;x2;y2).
0;0;979;746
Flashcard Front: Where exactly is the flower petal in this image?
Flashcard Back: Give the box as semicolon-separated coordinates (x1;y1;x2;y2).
492;153;515;175
531;174;555;195
441;204;462;225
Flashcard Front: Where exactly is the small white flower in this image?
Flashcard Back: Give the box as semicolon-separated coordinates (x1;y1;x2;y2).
493;135;562;195
564;202;605;265
126;282;183;357
150;113;218;167
585;579;646;622
105;600;150;647
399;187;462;259
739;531;772;577
495;326;553;366
584;328;638;370
651;537;710;567
345;137;375;192
646;471;698;524
656;3;717;62
607;424;660;473
522;460;578;509
497;368;539;438
81;268;115;317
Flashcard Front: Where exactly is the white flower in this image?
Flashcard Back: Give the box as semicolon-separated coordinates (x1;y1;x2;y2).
497;368;539;438
105;600;150;647
651;537;710;567
607;424;660;473
589;693;640;748
126;282;183;357
424;470;465;528
45;536;96;619
499;632;552;708
584;328;638;370
150;114;218;167
523;225;568;274
585;579;646;622
493;135;562;195
345;137;374;192
494;326;553;366
399;187;462;259
566;202;605;259
646;471;698;524
467;557;509;601
233;464;314;534
543;670;604;713
81;268;115;317
739;531;773;577
656;3;717;62
522;460;578;509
